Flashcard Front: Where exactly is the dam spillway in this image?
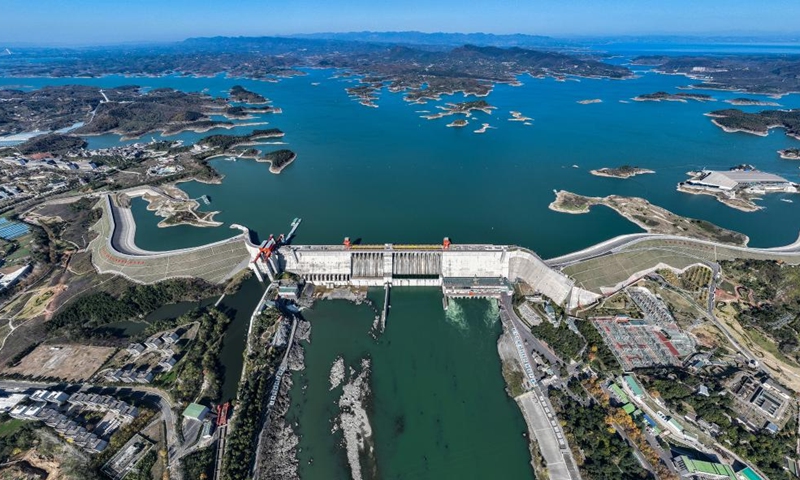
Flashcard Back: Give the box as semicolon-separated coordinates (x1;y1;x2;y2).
268;243;599;309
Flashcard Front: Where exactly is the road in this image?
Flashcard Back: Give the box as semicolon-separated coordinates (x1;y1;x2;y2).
498;296;582;480
545;232;800;268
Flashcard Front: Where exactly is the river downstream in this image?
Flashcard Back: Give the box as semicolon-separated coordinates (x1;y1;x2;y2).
288;289;534;479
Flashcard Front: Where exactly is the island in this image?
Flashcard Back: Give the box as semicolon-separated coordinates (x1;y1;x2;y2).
421;100;496;120
549;190;748;245
707;108;800;139
229;85;268;104
508;111;532;122
677;168;798;211
724;98;781;107
577;99;602;104
590;165;655;179
447;119;469;128
633;91;714;102
779;148;800;160
257;149;297;174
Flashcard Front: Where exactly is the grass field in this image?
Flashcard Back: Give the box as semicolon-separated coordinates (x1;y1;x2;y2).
564;249;703;293
0;418;25;438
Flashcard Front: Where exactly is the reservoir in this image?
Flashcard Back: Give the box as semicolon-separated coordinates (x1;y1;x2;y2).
288;289;534;479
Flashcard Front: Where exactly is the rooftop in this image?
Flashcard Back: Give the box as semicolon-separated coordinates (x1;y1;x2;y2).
182;402;209;420
690;170;791;190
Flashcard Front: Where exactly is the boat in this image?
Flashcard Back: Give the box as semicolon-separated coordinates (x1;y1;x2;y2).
780;198;793;203
572;165;579;169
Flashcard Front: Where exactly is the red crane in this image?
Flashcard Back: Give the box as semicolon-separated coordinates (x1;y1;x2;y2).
252;235;276;263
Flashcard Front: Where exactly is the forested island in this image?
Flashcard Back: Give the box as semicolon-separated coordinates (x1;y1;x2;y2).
633;91;714;102
590;165;654;179
707;108;800;139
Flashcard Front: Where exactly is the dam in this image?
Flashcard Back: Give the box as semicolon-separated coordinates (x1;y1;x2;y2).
254;240;601;310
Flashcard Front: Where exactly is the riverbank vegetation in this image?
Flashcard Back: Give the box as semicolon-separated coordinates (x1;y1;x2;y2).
223;309;284;480
261;149;296;173
162;307;231;405
198;129;284;151
48;278;222;339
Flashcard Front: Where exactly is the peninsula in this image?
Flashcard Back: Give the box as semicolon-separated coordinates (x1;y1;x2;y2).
590;165;655;179
725;98;781;107
229;85;269;104
117;187;221;229
707;108;800;139
258;149;297;174
678;168;798;212
633;91;714;102
548;190;748;245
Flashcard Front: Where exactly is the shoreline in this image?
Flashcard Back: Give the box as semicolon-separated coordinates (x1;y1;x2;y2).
676;184;762;213
549;189;750;246
260;152;297;174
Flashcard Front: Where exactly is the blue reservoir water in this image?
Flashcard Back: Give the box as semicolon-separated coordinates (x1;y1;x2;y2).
3;65;798;255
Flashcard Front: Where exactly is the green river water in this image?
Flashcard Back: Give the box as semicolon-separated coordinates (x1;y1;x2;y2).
288;289;534;479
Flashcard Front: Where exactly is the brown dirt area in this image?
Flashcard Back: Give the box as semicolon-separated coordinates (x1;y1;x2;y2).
3;343;115;381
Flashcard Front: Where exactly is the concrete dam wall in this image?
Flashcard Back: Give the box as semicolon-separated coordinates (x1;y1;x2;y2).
279;244;596;308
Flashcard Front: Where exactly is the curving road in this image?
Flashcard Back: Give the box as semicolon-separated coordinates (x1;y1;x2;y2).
545;232;800;268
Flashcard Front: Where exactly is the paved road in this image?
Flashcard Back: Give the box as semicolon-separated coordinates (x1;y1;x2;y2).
545;232;800;268
498;297;582;480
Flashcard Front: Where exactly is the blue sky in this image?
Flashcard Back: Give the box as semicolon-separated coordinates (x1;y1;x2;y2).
3;0;799;45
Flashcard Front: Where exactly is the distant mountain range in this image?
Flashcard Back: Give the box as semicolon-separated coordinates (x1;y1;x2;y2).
286;31;566;48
